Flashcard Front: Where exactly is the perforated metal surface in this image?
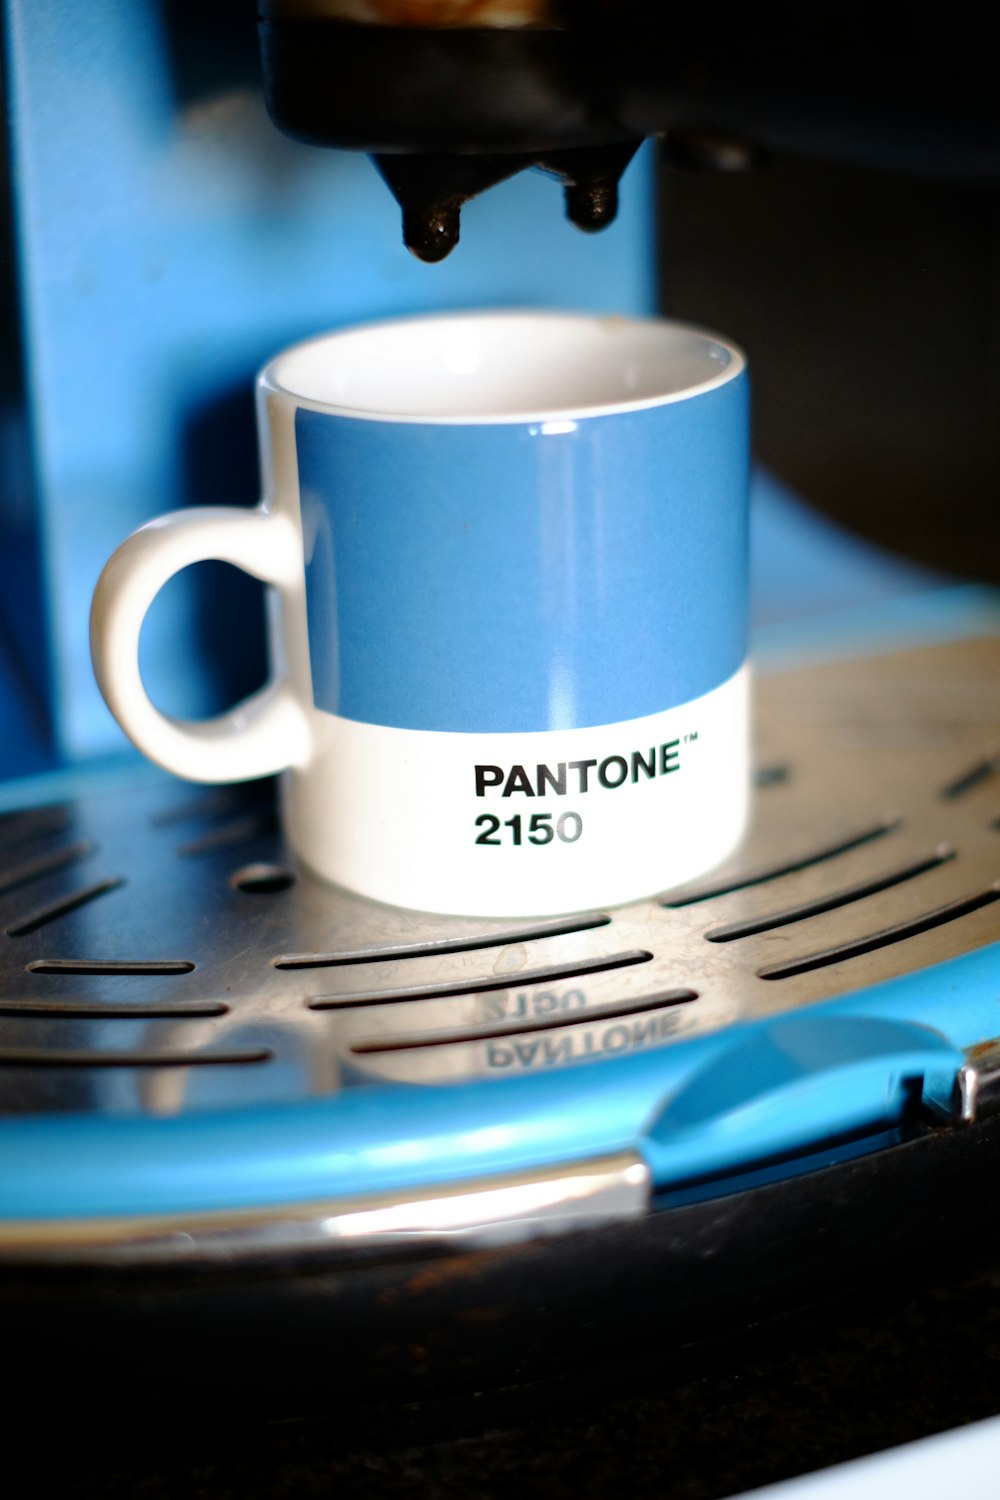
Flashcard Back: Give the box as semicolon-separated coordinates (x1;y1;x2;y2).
0;636;997;1122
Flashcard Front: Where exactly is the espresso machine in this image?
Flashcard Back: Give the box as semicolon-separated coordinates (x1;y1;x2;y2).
1;2;999;1487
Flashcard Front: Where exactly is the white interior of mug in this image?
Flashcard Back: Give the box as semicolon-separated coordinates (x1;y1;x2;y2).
261;311;745;424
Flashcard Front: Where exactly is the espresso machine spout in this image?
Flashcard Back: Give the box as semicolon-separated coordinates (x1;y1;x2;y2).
258;0;1000;258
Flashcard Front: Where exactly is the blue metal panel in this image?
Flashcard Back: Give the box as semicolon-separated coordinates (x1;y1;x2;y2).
0;0;656;762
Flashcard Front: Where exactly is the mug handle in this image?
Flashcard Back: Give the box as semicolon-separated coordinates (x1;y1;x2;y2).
90;505;311;783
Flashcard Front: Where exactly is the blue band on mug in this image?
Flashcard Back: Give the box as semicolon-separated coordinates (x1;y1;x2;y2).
297;371;748;734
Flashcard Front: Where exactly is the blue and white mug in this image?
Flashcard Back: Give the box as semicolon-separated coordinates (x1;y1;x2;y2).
91;311;749;917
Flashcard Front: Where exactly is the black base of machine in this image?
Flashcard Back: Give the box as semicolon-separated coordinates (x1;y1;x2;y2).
4;1111;999;1427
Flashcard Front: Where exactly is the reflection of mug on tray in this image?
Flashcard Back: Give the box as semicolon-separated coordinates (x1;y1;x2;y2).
91;311;750;918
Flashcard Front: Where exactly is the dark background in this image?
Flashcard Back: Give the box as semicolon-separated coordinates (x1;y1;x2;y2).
7;1262;1000;1498
659;150;1000;584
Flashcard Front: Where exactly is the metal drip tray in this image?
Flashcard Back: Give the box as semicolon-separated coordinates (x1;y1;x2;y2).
0;634;998;1260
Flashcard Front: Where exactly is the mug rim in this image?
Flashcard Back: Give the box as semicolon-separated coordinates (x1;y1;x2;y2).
258;309;746;426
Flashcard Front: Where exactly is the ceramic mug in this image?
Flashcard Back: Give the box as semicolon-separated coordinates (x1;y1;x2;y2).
91;310;750;917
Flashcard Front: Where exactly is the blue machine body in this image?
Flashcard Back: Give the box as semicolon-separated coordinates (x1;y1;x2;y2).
0;0;655;767
1;2;997;1230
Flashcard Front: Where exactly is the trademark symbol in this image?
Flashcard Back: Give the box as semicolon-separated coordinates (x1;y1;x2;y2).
683;731;698;744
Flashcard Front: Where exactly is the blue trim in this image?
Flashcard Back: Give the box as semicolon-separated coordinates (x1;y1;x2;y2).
753;583;1000;671
0;943;996;1219
0;750;164;815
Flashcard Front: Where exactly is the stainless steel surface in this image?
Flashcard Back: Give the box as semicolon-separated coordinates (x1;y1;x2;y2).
0;1151;650;1264
0;635;998;1116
